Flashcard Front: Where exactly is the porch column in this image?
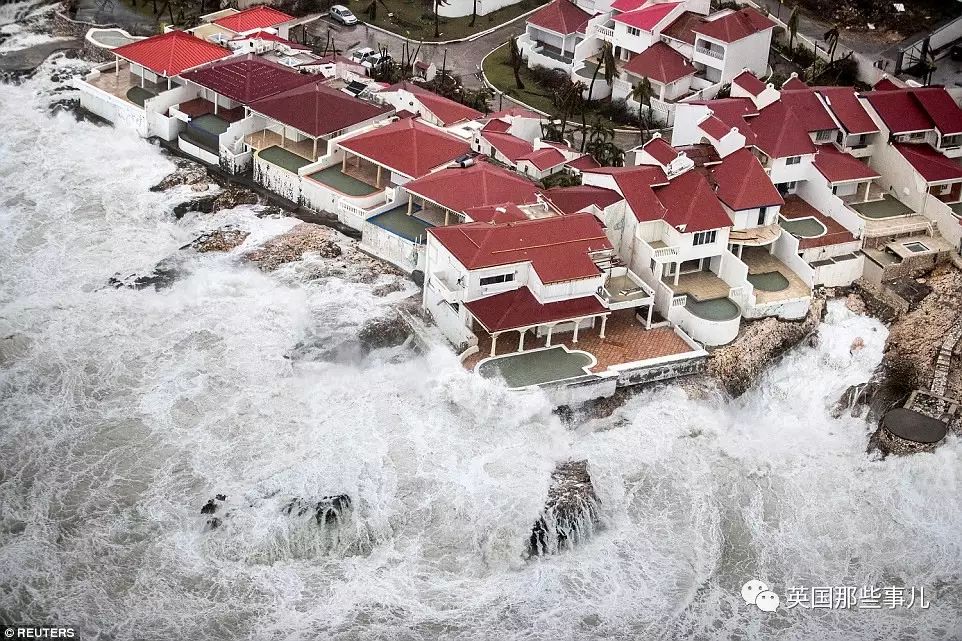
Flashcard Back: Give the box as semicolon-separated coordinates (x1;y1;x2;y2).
407;194;414;215
214;98;218;115
342;154;348;172
141;73;145;87
546;324;554;347
863;181;871;201
518;329;526;351
490;332;499;357
167;77;171;90
738;244;744;259
646;302;654;329
376;165;382;188
114;57;119;74
312;138;318;158
769;242;775;255
573;320;580;343
281;127;286;149
673;265;680;287
599;315;608;339
444;210;450;226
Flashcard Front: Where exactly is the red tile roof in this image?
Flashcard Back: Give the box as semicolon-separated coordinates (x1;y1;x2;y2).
386;81;483;126
339;119;470;178
861;87;962;135
815;87;878;135
482;130;535;162
781;76;807;90
481;119;512;133
465;286;607;332
250;81;392;138
545;185;623;214
872;77;901;91
527;0;592;35
622;41;695;84
181;54;317;104
213;7;292;33
894;143;962;183
610;0;650;12
676;143;721;167
732;70;766;96
565;154;601;171
113;30;230;77
780;88;837;133
692;7;774;43
661;10;703;45
462;203;530;224
640;135;680;165
812;146;879;183
429;213;611;284
709;148;783;210
519;147;567;170
695;98;758;144
653;168;732;232
231;30;309;49
404;160;541;212
700;115;735;140
614;2;681;31
751;101;817;158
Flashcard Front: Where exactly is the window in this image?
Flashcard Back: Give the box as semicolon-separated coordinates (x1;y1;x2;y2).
757;206;767;226
908;131;926;140
786;156;802;165
693;230;717;246
627;26;640;37
480;273;514;286
816;130;833;141
777;181;797;195
939;183;953;195
942;134;962;148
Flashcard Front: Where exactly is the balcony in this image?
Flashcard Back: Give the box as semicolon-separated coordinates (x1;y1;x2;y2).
430;271;463;304
597;267;653;310
648;239;680;259
694;45;724;60
594;23;615;40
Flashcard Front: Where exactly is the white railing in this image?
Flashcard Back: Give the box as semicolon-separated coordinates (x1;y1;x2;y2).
430;272;462;304
695;46;724;60
595;25;614;39
653;245;680;258
671;294;687;308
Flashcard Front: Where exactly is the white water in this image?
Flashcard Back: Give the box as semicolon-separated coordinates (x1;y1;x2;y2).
1;58;961;640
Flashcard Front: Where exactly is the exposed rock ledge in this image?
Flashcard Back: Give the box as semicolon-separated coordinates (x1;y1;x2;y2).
242;223;343;271
529;460;601;556
708;297;825;398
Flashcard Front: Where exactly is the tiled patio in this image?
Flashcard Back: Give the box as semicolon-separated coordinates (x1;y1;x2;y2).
86;63;157;104
463;309;695;373
779;195;857;250
245;129;319;160
740;247;811;303
663;270;731;300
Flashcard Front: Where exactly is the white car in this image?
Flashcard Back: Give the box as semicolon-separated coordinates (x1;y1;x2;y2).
349;47;377;64
329;5;358;25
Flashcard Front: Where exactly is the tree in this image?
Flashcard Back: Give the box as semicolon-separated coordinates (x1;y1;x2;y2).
582;42;616;151
469;0;478;27
434;0;449;38
787;5;799;53
585;118;624;167
629;77;653;144
507;36;525;90
824;25;840;65
553;79;586;142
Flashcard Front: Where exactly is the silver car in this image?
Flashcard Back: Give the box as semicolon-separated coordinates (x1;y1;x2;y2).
329;5;358;25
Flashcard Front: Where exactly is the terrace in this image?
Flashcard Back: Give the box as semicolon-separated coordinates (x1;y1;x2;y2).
258;145;313;173
366;205;434;243
847;193;932;237
85;60;162;106
306;165;381;197
245;129;319;163
740;246;811;304
779;195;857;250
663;270;731;300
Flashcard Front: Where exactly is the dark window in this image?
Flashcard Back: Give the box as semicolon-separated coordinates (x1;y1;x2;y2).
480;273;514;286
757;206;767;226
693;230;717;246
786;156;802;165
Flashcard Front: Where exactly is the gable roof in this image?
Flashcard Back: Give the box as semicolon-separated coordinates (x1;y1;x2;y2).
894;143;962;183
692;7;774;43
861;87;962;135
709;148;783;210
527;0;592;35
519;147;567;170
465;286;607;332
428;213;611;283
732;70;766;96
622;41;695;84
482;130;535;162
231;30;310;49
815;86;879;135
812;146;880;183
661;10;703;45
386;81;483;126
250;81;392;137
913;88;962;136
213;6;292;32
780;88;838;132
654;168;732;232
338;119;470;178
695;97;759;144
404;160;541;213
544;185;623;214
113;30;230;77
462;203;530;224
640;135;681;165
614;2;680;31
750;101;817;158
181;54;317;104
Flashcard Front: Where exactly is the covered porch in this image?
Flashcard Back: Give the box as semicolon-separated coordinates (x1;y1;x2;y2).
245;127;322;165
85;59;165;107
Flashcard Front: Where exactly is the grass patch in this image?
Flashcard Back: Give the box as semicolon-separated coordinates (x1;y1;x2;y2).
345;0;546;42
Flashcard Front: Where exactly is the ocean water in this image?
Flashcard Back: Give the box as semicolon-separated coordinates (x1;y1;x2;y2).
1;56;960;640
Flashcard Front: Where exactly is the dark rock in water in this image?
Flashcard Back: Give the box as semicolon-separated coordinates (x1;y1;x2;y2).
529;460;601;557
48;98;85;120
410;270;424;287
200;499;218;515
283;495;352;527
183;228;250;253
205;517;222;531
108;257;182;291
173;194;218;219
357;314;410;352
215;494;227;502
151;160;208;192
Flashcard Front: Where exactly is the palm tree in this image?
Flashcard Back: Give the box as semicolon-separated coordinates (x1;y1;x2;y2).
507;36;525;90
629;77;653;144
824;25;840;65
554;80;586;142
787;6;799;55
434;0;448;39
469;0;478;27
581;42;616;151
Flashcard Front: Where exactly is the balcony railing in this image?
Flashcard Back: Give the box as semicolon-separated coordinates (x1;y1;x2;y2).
695;45;724;60
430;272;462;304
595;24;614;39
653;245;680;258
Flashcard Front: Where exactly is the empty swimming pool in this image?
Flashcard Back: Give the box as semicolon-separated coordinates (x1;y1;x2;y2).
748;271;790;292
685;296;741;322
779;216;826;238
476;346;595;388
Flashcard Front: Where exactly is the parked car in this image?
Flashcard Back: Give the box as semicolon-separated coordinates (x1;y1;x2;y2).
329;4;358;25
361;52;392;71
349;47;377;64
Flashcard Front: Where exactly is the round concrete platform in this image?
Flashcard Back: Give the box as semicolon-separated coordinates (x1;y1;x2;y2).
881;408;948;444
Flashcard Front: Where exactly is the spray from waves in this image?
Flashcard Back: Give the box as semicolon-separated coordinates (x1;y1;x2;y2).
1;58;962;640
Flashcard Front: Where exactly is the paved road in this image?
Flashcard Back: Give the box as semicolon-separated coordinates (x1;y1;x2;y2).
308;17;526;88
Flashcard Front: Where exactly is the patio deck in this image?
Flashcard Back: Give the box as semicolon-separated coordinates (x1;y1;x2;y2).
367;205;433;242
850;194;913;219
740;247;811;304
779;195;857;250
463;310;695;373
86;63;149;104
245;129;319;160
663;270;731;300
178;97;244;123
307;165;380;196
